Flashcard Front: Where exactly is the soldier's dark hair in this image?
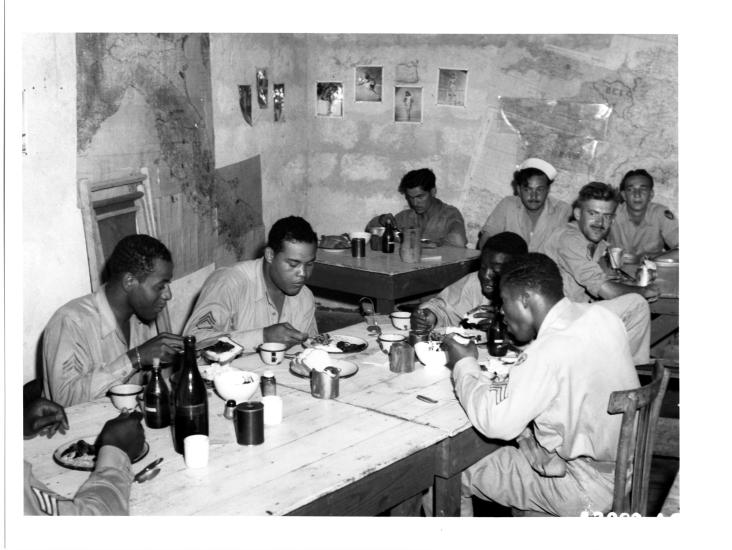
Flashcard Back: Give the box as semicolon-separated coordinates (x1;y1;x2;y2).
619;169;654;191
572;181;619;209
106;234;172;281
398;168;436;194
267;216;318;254
499;253;564;301
510;167;551;196
482;232;528;257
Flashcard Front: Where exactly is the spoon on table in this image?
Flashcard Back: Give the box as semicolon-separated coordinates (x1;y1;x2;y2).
134;457;163;483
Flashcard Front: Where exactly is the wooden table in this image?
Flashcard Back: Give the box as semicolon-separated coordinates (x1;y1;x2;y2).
623;262;679;349
25;320;498;516
243;318;503;516
310;246;480;313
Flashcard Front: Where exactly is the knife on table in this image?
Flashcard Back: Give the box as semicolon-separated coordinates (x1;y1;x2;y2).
134;457;163;482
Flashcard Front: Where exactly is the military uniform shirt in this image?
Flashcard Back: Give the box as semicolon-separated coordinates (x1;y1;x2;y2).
25;446;132;515
609;202;679;256
419;273;488;328
43;286;151;407
183;257;318;351
480;196;572;252
538;222;610;303
366;197;467;247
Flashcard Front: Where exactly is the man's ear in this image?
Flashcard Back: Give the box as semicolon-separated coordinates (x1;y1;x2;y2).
121;272;139;292
519;291;532;309
430;188;437;198
264;247;274;264
573;206;581;221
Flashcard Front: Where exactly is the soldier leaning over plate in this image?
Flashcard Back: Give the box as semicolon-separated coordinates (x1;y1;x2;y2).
442;253;640;516
184;216;319;351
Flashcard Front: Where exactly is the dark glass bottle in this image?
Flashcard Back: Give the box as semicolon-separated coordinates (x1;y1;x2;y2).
382;220;396;253
488;312;508;357
144;358;171;429
260;370;277;397
173;336;209;454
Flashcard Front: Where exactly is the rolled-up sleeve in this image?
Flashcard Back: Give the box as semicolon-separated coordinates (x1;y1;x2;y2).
420;274;481;327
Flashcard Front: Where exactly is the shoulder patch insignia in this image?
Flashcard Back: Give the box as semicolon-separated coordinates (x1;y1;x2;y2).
664;210;675;220
194;311;217;331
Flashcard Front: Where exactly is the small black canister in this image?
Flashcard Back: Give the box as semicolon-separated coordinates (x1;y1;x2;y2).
260;370;277;397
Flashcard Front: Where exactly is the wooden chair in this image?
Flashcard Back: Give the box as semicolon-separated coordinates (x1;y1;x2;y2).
608;360;671;515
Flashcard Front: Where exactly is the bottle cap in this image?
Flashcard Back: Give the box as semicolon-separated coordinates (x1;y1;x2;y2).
263;370;275;378
226;400;236;407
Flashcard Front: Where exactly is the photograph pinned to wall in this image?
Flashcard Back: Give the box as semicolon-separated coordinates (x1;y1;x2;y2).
238;85;253;126
437;68;468;107
273;84;285;122
316;82;344;118
355;66;382;102
394;86;422;123
256;68;268;108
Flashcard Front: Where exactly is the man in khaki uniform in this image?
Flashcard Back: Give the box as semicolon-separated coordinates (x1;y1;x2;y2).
609;169;678;257
478;158;571;252
442;254;640;516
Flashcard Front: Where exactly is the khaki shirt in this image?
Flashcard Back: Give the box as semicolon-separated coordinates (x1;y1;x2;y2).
419;273;489;327
183;258;318;350
42;287;152;407
366;197;467;247
453;298;639;462
609;202;679;256
538;222;610;303
25;446;132;515
480;196;572;252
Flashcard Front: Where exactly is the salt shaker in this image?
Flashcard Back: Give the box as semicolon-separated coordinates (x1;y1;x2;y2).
260;370;277;396
224;399;237;420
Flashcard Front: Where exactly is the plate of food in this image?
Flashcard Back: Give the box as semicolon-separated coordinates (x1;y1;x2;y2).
318;234;351;251
289;349;359;379
199;336;244;364
304;333;368;354
432;326;486;345
53;437;150;471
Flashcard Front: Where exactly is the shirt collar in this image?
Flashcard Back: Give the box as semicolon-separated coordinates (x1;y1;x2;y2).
93;285;122;339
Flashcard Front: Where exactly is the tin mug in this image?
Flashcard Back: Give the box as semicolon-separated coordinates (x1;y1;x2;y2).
310;367;340;399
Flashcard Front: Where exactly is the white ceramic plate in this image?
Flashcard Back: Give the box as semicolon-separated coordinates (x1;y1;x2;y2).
304;334;368;354
289;358;359;379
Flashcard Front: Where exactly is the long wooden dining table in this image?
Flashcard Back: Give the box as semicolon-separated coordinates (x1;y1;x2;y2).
309;245;480;313
24;318;501;516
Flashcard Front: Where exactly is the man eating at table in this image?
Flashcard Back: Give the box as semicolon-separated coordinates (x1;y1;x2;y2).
365;167;467;247
184;216;319;350
412;232;528;330
442;253;640;516
43;234;183;407
477;158;571;252
24;384;145;515
538;181;656;364
608;168;679;258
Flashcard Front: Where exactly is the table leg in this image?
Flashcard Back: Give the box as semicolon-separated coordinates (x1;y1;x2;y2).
389;493;423;516
434;473;462;517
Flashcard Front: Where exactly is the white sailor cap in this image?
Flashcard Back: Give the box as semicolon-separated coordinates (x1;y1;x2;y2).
518;158;557;181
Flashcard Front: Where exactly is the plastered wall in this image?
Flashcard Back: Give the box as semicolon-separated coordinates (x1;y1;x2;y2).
300;34;678;244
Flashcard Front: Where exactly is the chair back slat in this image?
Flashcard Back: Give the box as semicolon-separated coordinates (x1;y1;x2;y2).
608;361;671;515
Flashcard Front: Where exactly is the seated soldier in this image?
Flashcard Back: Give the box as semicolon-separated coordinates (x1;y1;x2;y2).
43;235;182;407
412;232;528;330
538;182;656;364
609;169;679;258
24;383;145;515
184;216;319;350
442;253;640;516
478;158;571;252
365;168;467;247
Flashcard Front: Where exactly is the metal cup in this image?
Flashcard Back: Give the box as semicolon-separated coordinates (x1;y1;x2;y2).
351;237;366;258
408;329;430;347
234;402;264;445
608;247;624;270
389;341;415;373
310;367;340;399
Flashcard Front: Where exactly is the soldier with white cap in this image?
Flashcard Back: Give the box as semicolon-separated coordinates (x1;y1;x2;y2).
478;158;571;252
